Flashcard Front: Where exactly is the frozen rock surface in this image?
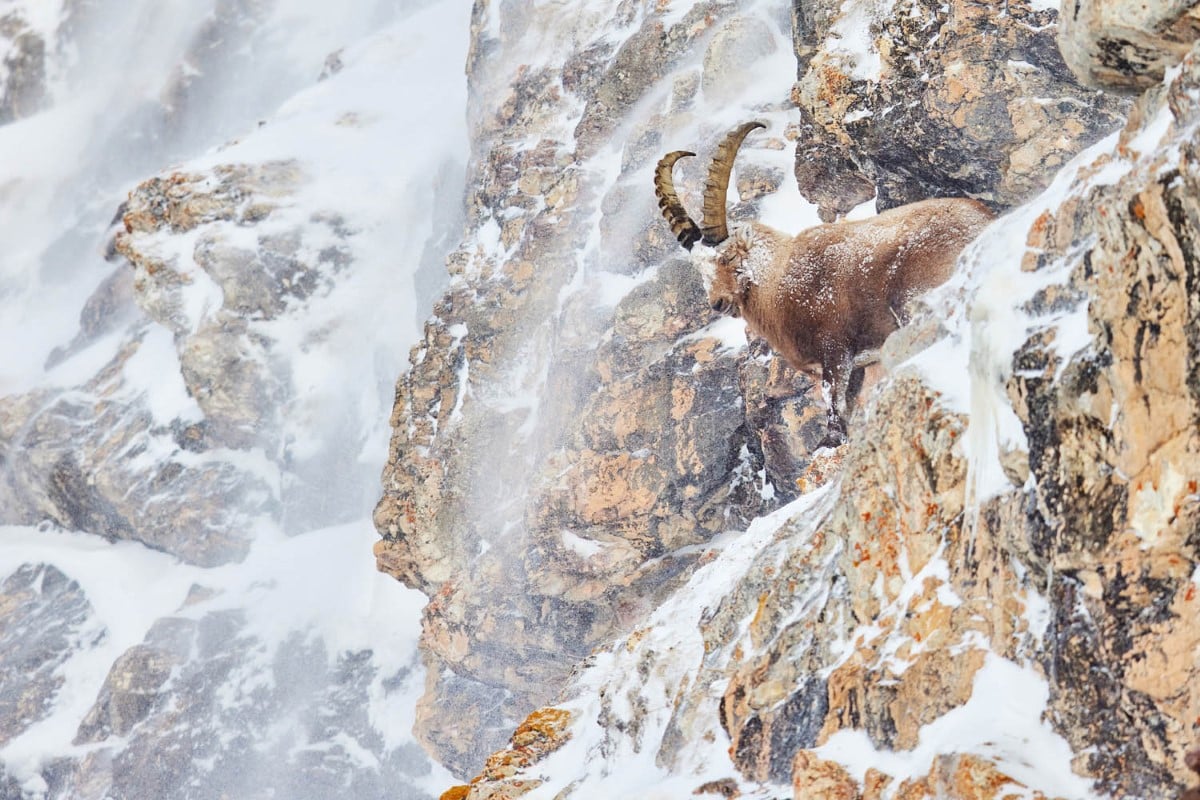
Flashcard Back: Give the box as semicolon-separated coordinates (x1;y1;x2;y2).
792;0;1129;215
370;1;1200;798
1059;0;1200;91
0;1;467;797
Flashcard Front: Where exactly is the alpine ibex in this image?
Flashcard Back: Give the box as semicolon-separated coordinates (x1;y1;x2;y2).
655;121;992;446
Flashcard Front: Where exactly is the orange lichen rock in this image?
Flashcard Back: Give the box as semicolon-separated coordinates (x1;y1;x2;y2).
480;707;573;781
796;446;845;492
439;707;575;800
791;750;859;800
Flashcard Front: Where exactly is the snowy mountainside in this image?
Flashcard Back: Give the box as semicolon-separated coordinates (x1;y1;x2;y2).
0;1;468;797
459;106;1174;800
375;0;1199;799
375;0;830;774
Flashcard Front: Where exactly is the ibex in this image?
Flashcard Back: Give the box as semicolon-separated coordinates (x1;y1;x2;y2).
655;121;992;446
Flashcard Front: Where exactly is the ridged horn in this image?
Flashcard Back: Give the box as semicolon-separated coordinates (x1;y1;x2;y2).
655;150;702;250
700;120;767;246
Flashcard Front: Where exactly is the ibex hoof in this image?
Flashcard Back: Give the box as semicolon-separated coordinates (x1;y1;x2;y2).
816;432;846;450
817;416;848;449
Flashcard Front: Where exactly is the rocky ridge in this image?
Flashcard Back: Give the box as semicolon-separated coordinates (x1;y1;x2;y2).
0;3;466;797
373;0;1199;798
374;0;1157;787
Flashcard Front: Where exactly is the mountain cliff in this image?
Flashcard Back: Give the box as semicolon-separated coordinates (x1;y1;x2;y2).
0;0;1195;798
0;2;466;797
372;1;1200;798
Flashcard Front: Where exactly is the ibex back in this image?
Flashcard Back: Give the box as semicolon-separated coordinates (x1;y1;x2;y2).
655;121;992;446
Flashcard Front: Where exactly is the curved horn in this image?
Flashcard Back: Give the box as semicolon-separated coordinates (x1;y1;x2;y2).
700;120;767;246
654;151;702;251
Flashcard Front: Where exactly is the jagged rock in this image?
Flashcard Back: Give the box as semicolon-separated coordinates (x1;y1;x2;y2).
893;754;1055;800
435;708;572;800
715;374;990;785
695;777;741;798
432;8;1200;798
375;0;815;773
376;1;1200;797
0;10;46;123
1058;0;1200;91
73;635;185;744
791;0;1128;214
707;37;1200;800
1006;43;1200;797
791;750;858;800
0;4;462;799
116;162;326;449
0;322;271;566
0;564;97;747
50;609;432;800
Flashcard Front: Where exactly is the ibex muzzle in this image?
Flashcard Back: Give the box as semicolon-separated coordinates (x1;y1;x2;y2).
655;121;993;447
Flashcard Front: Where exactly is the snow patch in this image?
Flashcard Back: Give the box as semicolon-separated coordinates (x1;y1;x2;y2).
1127;462;1188;548
679;314;750;355
826;0;896;83
818;654;1097;800
561;530;605;559
121;326;204;425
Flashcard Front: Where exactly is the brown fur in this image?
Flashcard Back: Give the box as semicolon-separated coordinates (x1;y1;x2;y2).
708;198;993;445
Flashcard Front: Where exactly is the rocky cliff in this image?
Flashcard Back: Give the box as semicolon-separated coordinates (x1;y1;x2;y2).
372;0;1199;798
0;0;1193;797
0;2;467;797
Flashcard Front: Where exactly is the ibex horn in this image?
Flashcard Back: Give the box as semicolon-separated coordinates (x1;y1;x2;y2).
654;151;702;251
700;120;767;247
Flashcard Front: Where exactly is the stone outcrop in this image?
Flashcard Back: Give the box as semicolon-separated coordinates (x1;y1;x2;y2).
1058;0;1200;91
0;161;334;566
0;565;96;747
0;5;462;796
0;8;46;123
438;707;574;800
1007;51;1200;796
404;1;1200;798
375;0;822;773
44;604;434;800
791;0;1128;216
699;32;1200;799
375;0;1146;781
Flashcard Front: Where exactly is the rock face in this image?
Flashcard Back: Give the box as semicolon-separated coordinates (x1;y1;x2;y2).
52;609;433;800
376;0;1199;798
1058;0;1200;91
375;0;824;773
0;8;46;122
0;3;465;797
791;0;1128;216
0;565;98;747
1009;50;1200;795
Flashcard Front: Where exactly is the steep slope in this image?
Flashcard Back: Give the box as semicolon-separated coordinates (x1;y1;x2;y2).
372;0;1150;788
0;2;468;797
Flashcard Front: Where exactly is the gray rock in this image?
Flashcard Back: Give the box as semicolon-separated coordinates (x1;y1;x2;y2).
1058;0;1200;90
0;564;97;747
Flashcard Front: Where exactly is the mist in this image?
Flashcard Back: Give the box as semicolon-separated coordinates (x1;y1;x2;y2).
0;0;468;797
